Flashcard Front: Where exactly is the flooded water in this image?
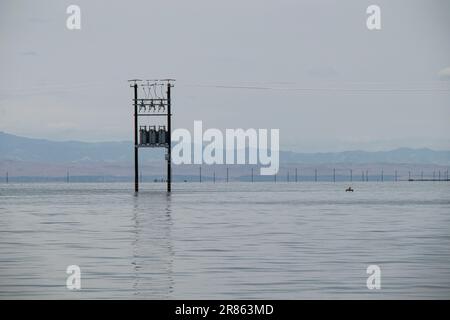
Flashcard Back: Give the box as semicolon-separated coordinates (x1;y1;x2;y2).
0;182;449;299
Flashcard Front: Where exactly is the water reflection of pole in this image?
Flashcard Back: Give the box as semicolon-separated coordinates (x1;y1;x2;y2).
132;193;174;297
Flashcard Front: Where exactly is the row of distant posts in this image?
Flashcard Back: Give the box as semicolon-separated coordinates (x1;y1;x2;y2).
129;79;175;192
189;167;450;183
2;168;449;183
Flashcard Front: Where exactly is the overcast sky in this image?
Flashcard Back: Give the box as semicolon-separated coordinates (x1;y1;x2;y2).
0;0;449;151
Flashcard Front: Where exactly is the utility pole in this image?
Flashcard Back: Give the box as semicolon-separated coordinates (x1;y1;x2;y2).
295;168;298;182
133;82;139;192
199;166;202;183
251;168;254;183
226;167;229;183
167;83;172;192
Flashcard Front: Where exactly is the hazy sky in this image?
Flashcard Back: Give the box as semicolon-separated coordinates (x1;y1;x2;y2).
0;0;449;151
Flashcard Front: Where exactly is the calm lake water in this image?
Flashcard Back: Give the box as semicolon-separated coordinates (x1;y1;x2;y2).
0;182;449;299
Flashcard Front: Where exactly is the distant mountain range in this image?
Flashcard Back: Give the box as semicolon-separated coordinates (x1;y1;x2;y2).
1;131;450;165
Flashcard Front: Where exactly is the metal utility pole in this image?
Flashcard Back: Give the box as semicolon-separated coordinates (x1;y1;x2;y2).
134;82;139;192
167;83;172;192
